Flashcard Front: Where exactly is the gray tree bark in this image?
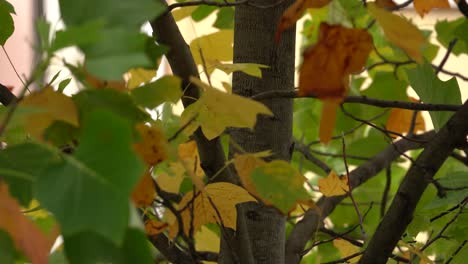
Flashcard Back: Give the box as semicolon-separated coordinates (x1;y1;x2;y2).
219;0;296;263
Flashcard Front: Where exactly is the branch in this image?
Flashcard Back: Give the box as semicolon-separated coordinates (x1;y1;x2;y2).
0;83;16;106
360;100;468;264
147;233;198;264
252;91;462;112
285;131;435;264
150;0;237;184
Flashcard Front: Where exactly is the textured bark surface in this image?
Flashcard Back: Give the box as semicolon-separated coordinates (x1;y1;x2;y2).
219;0;296;263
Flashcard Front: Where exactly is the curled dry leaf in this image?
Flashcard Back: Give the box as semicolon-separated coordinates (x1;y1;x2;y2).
131;171;156;208
275;0;331;42
133;123;168;166
298;23;373;143
414;0;450;17
318;171;349;197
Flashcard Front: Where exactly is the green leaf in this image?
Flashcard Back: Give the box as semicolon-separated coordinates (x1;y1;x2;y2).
0;143;57;206
43;120;79;147
36;17;50;51
87;53;151;80
48;250;68;264
454;20;468;47
213;8;234;29
0;0;15;45
57;78;72;93
36;111;145;244
73;89;149;125
64;228;152;264
50;20;104;52
251;160;310;214
59;0;165;29
407;62;461;131
191;5;217;22
435;18;468;56
131;76;182;109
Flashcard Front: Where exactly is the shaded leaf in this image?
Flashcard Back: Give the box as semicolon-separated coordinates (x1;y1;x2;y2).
435;18;468;56
213;8;234;29
251;160;311;214
181;77;273;140
172;6;197;21
131;76;182;108
367;2;427;63
375;0;397;9
131;171;156;208
318;171;349;197
144;220;168;236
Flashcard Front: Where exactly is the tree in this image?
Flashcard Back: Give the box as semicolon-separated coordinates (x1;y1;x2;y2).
0;0;467;263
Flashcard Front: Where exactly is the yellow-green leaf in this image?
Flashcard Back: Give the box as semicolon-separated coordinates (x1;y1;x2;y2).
214;62;269;78
367;2;427;63
189;30;233;74
181;77;273;140
333;239;361;263
127;68;156;89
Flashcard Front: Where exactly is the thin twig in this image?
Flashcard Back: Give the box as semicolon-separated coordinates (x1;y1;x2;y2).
435;38;458;75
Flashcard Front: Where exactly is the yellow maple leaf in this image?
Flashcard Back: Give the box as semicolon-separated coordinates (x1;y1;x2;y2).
367;2;427;63
195;226;220;253
156;168;184;194
233;153;268;198
213;62;269;78
19;86;78;141
190;30;233;74
333;239;361;263
127;68;156;89
133;123;168;166
181;77;273;140
0;183;55;264
298;23;373;144
178;140;206;190
318;171;349;197
386;98;426;136
275;0;331;42
172;6;197;21
131;171;156;208
169;182;256;238
414;0;450;17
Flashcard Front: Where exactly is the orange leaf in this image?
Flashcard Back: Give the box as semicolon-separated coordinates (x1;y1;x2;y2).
133;123;168;166
275;0;331;42
298;23;372;143
178;140;205;190
0;183;54;264
386;99;426;136
318;171;349;197
144;220;168;236
233;153;267;199
131;171;156;207
414;0;450;17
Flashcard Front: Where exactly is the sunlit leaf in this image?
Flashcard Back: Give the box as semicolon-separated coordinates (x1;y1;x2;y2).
131;171;156;208
275;0;331;42
213;62;269;78
169;183;256;238
0;183;53;264
181;77;273;140
367;2;426;63
414;0;450;17
190;30;233;73
19;87;78;141
386;98;426;136
251;160;311;214
127;68;156;89
318;171;349;197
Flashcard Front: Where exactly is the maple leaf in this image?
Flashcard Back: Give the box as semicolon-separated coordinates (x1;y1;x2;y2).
375;0;397;9
233;152;269;197
414;0;450;17
298;23;372;143
181;77;273;140
19;86;78;141
0;183;54;264
127;67;156;89
275;0;331;42
131;171;156;208
144;220;168;236
333;239;361;263
133;123;168;166
169;183;256;238
386;98;426;136
251;160;312;214
195;226;220;253
178;140;206;190
318;171;349;197
189;30;233;74
213;62;269;78
84;67;126;90
156;165;185;194
367;2;427;63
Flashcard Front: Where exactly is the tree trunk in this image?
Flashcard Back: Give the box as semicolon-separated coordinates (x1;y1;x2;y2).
219;0;296;263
